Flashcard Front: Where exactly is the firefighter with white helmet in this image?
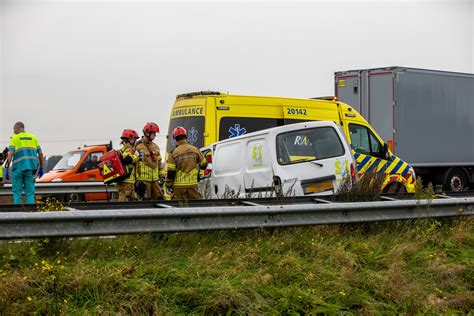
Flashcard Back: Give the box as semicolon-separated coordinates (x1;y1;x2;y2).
135;122;165;200
165;126;207;200
116;129;139;202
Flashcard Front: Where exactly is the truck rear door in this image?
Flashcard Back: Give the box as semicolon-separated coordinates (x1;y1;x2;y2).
335;72;361;113
337;69;396;152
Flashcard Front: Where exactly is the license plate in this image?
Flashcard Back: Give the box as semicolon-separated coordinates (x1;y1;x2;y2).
305;180;333;194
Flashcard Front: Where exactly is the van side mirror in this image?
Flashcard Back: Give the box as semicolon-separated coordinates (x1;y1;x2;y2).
382;143;389;158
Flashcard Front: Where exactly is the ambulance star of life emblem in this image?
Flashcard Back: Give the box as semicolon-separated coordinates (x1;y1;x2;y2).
188;127;198;145
229;124;247;138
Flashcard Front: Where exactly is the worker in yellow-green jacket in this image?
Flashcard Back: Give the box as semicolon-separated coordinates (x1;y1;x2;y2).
5;122;44;204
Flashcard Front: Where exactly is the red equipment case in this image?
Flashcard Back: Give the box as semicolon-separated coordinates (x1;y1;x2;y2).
98;150;129;184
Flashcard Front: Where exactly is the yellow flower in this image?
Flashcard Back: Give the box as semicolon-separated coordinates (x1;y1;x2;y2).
27;296;32;301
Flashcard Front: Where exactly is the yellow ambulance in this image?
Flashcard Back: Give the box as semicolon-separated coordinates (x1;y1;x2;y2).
166;91;416;193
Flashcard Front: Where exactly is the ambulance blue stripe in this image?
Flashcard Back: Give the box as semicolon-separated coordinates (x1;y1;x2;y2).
401;165;410;177
391;160;404;174
366;159;381;173
377;161;389;172
356;156;371;171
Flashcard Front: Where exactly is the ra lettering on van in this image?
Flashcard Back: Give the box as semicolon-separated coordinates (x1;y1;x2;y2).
229;124;247;138
171;107;205;118
252;144;263;167
294;135;311;146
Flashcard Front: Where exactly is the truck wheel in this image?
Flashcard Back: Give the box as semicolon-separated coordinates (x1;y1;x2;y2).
444;169;468;192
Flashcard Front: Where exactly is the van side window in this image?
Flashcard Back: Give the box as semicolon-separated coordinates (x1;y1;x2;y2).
276;127;345;165
349;124;384;158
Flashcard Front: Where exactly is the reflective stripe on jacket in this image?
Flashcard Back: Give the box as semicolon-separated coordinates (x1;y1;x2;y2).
9;131;41;171
166;140;207;188
119;144;138;184
135;139;165;181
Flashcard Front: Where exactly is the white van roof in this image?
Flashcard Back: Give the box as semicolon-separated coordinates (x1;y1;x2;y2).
210;121;340;146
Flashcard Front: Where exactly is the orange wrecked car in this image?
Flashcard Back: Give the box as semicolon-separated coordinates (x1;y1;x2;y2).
38;142;113;202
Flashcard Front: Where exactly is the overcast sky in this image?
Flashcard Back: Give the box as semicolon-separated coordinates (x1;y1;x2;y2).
1;0;473;155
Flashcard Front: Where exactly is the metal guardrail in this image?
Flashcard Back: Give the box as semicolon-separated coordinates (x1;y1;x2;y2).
1;181;473;198
0;197;472;239
0;182;117;196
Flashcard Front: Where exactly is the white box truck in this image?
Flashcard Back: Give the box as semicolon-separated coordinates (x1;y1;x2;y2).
200;121;357;198
335;67;474;191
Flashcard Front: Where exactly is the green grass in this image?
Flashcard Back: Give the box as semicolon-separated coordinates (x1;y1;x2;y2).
1;218;473;314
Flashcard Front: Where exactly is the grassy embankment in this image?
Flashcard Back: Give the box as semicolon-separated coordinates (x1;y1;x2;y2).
1;178;473;314
1;217;473;314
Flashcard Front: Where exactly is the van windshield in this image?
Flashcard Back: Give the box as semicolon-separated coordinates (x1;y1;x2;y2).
53;151;85;170
167;116;205;153
276;127;345;165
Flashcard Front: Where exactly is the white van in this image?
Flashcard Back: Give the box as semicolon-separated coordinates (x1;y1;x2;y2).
199;121;357;198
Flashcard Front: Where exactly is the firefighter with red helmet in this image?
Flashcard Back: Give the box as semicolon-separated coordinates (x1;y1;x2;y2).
135;122;165;200
117;129;139;202
165;126;207;200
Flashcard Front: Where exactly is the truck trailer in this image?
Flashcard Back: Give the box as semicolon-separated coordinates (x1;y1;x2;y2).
335;66;474;191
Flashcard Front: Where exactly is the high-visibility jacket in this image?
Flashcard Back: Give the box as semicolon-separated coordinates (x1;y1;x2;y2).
0;165;3;178
9;131;41;171
119;143;138;184
135;138;165;182
166;140;207;188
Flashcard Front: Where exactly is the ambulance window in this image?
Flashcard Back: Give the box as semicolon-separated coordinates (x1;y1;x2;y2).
349;124;384;158
284;119;313;125
276;127;344;165
167;116;205;152
219;117;284;141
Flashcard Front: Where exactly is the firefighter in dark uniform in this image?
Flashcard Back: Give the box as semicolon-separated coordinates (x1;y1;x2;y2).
116;129;139;202
165;126;207;200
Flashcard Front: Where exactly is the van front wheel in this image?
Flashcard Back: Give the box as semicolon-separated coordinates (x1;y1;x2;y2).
383;183;407;194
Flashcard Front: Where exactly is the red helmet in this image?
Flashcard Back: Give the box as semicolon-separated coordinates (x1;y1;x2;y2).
143;122;159;134
121;129;139;140
172;126;187;139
